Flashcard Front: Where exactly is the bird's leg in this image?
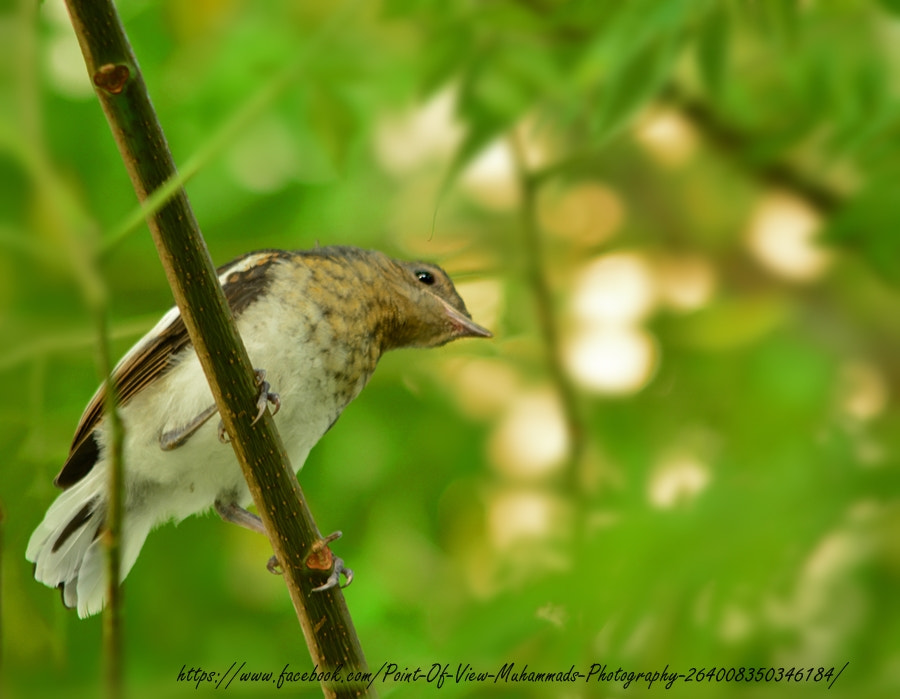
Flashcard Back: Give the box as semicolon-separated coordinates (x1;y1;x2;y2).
217;369;281;443
215;500;353;587
214;499;266;534
214;500;283;574
159;404;219;451
160;370;280;448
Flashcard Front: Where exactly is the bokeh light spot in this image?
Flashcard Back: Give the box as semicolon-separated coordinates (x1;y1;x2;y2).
565;325;657;395
374;88;462;175
444;357;522;420
488;490;560;551
538;182;625;247
571;253;657;325
461;140;520;210
47;35;94;100
648;453;711;509
656;255;717;312
488;389;569;479
838;361;888;422
746;192;831;281
635;108;698;166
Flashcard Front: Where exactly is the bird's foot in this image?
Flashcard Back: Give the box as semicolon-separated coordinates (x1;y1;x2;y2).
252;369;281;425
312;555;353;592
215;502;351;589
266;532;352;591
308;531;353;592
216;368;280;442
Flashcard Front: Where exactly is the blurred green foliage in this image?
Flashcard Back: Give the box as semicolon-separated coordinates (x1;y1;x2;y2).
2;0;900;697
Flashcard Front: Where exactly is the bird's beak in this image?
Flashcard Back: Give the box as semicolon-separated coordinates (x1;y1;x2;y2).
441;300;493;339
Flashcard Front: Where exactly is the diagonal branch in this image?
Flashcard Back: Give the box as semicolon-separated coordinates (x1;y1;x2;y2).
663;85;845;215
62;1;373;697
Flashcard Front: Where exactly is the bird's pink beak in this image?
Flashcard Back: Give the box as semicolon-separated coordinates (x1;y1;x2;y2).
441;300;493;339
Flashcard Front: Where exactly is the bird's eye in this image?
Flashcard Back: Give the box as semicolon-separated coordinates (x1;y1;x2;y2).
416;270;436;285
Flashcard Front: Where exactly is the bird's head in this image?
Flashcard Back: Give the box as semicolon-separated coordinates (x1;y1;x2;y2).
378;256;492;350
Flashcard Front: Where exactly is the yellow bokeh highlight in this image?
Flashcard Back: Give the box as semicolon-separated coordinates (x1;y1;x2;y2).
488;388;570;480
538;182;625;247
746;191;832;281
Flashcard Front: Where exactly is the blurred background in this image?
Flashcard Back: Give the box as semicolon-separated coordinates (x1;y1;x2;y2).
2;0;900;696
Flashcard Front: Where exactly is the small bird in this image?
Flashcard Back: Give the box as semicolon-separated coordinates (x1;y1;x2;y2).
26;245;491;617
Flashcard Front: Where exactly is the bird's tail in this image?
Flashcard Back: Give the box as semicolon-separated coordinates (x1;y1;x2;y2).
26;472;151;618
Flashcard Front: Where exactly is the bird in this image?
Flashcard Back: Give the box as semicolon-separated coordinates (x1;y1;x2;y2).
26;245;491;618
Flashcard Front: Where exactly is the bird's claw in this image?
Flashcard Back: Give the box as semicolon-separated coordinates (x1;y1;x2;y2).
312;556;353;592
307;531;353;592
252;369;281;425
216;370;279;440
264;532;352;590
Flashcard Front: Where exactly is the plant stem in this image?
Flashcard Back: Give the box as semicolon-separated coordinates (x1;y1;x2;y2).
0;499;5;678
63;1;372;696
510;132;586;498
663;85;844;214
96;308;124;699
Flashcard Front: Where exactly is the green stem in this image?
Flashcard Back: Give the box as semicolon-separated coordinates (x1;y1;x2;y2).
510;133;586;499
662;85;844;214
14;2;127;689
0;498;5;678
62;1;372;696
96;309;125;699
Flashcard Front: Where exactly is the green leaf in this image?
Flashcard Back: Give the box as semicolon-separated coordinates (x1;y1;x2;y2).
436;105;508;211
420;23;473;95
572;0;700;88
695;4;730;94
437;43;540;200
590;31;683;142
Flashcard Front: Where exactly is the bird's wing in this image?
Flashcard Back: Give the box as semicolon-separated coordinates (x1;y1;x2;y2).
54;250;291;489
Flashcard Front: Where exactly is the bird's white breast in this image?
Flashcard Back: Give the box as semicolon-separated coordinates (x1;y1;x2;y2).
100;287;368;527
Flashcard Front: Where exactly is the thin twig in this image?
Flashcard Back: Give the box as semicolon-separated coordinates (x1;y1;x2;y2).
63;1;373;695
662;85;845;214
42;180;126;699
509;132;587;497
10;3;128;684
95;310;125;699
0;499;5;678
